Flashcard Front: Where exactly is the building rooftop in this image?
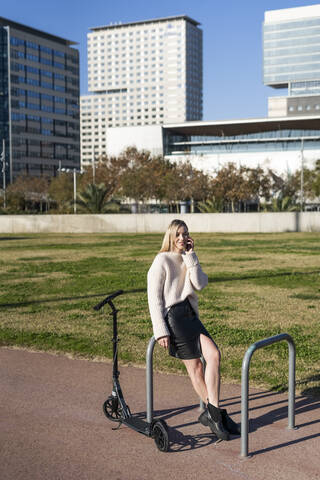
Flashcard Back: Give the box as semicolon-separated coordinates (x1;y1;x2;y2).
0;16;78;46
163;115;320;136
264;4;320;23
90;15;200;32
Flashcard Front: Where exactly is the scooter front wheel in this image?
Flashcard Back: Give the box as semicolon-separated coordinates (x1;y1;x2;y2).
152;419;169;452
103;395;122;422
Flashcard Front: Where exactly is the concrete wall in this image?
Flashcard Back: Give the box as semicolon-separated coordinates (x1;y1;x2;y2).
1;212;320;234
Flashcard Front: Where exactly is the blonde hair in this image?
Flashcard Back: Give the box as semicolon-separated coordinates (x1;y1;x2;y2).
160;219;188;252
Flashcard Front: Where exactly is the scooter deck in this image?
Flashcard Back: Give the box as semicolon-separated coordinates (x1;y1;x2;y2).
122;416;152;436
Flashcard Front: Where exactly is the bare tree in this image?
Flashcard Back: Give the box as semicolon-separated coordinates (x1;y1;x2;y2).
48;173;74;213
241;167;272;211
79;154;129;197
312;160;320;198
212;163;245;212
120;147;168;211
7;176;50;213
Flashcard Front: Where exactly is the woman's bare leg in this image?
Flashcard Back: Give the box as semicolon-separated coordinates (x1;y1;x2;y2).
199;334;221;407
182;335;221;406
183;336;229;440
182;357;208;403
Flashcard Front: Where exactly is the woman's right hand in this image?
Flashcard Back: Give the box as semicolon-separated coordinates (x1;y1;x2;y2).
158;336;170;349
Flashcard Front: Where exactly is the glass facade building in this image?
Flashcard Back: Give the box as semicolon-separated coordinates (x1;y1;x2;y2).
263;5;320;118
163;117;320;157
166;129;320;156
263;5;320;90
0;17;80;183
106;6;320;181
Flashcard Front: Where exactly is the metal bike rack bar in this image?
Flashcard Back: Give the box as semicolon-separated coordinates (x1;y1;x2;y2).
241;333;296;458
146;336;156;424
146;336;204;424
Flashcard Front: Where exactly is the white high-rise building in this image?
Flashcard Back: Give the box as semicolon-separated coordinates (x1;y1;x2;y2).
80;15;203;165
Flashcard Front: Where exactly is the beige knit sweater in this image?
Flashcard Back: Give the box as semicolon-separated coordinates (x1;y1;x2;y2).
147;251;208;340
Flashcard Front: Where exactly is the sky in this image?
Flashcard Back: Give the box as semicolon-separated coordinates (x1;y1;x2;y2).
1;0;319;121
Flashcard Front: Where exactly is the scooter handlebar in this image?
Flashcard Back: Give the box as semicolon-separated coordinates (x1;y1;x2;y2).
93;289;124;311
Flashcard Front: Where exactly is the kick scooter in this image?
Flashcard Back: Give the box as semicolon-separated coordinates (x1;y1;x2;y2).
94;290;169;452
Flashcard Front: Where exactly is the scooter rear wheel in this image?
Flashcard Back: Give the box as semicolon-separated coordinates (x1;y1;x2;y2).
103;395;122;422
152;419;169;452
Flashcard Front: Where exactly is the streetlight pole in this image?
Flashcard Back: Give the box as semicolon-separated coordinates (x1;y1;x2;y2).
300;138;304;212
1;139;6;209
73;168;77;214
92;153;96;185
61;167;78;214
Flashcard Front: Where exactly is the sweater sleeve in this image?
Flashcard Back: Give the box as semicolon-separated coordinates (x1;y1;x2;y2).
182;252;208;291
147;255;170;340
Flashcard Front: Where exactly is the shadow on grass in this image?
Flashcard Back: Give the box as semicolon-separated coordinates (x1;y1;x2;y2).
0;237;29;241
0;288;146;309
208;269;320;283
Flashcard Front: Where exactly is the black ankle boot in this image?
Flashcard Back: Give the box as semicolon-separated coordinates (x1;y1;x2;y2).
198;409;209;427
220;409;241;436
205;403;230;441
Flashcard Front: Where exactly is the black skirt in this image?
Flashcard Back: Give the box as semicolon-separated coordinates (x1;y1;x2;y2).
165;298;212;360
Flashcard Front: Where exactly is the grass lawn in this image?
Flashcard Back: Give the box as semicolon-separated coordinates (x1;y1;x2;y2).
0;232;319;396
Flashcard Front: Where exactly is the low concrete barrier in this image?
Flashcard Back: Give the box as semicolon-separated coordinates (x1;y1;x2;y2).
0;212;319;233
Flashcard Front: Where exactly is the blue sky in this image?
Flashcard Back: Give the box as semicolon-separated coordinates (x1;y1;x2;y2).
2;0;319;121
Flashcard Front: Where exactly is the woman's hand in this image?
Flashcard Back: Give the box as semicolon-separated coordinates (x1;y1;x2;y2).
158;336;170;349
186;236;194;253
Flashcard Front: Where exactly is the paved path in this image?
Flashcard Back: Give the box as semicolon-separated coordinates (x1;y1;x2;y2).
1;347;319;480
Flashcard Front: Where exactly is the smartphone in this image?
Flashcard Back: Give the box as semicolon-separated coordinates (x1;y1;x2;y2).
186;238;192;251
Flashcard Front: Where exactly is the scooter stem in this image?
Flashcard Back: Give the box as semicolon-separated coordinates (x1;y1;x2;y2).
109;299;120;380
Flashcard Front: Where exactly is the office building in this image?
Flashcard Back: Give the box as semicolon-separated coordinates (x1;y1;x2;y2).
263;4;320;117
106;116;320;177
105;4;320;181
81;15;203;165
0;17;80;183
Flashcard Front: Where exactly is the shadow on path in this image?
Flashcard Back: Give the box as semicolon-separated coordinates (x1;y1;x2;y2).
135;392;320;455
226;390;320;457
130;403;239;452
252;431;320;457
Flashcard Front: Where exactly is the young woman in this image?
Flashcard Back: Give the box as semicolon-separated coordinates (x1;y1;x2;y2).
147;219;240;441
